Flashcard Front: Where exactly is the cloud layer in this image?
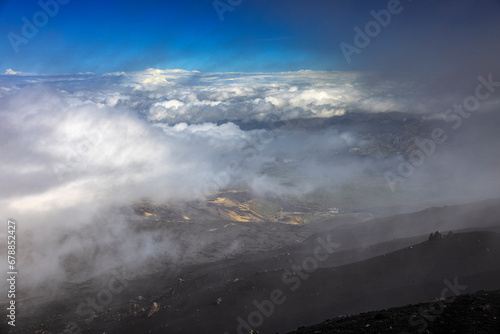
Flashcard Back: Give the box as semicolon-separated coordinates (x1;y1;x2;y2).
0;70;370;290
6;68;491;126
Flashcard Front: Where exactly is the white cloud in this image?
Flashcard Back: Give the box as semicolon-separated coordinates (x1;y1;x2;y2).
5;69;18;75
5;68;490;126
0;73;372;222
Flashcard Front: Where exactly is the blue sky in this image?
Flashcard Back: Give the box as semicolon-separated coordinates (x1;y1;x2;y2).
0;0;500;75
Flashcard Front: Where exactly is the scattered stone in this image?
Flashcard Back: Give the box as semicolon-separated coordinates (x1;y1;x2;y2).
148;302;159;318
428;231;443;241
216;297;222;305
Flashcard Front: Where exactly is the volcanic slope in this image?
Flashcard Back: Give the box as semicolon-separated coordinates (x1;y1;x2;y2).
3;198;500;334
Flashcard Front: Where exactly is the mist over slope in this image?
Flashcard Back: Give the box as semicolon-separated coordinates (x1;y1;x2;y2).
4;199;500;334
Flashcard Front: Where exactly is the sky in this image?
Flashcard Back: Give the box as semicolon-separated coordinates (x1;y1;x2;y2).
0;0;499;76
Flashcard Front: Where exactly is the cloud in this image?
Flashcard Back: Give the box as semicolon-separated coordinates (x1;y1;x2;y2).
1;69;498;213
0;72;370;286
5;69;18;75
4;69;499;126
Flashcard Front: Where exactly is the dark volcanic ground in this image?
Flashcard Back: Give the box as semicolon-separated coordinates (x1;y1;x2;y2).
289;289;500;334
2;199;500;334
